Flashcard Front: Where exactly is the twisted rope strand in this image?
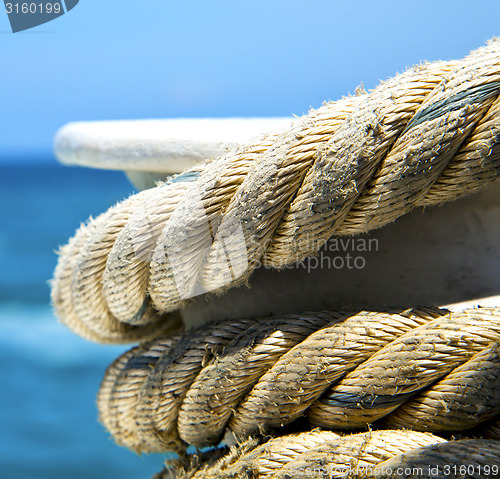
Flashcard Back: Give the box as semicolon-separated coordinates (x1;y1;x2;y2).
420;93;500;206
261;60;457;265
50;203;181;343
102;180;200;324
177;311;342;447
306;307;500;430
236;430;340;477
227;308;445;442
268;430;445;479
51;40;500;343
380;341;500;431
98;317;258;452
155;430;448;479
155;433;499;479
194;430;341;479
107;141;277;323
98;306;500;453
96;336;180;453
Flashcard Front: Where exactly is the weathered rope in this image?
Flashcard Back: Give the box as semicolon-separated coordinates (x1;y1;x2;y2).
52;40;500;343
97;316;261;452
237;431;443;479
161;430;342;479
98;306;500;453
152;430;499;479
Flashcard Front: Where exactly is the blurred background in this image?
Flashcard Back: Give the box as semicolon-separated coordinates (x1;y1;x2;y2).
1;1;499;478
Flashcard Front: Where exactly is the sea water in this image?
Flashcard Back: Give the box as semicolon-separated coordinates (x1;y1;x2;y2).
0;164;169;479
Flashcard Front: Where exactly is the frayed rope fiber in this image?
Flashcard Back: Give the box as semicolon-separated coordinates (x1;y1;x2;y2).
151;430;500;479
97;306;500;453
51;40;500;344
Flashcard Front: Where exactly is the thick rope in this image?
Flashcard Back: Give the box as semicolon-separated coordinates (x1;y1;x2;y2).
97;317;260;453
52;40;500;343
237;431;443;479
97;306;500;453
50;202;183;343
152;430;499;479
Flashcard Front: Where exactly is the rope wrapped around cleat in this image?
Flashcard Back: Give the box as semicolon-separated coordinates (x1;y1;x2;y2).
52;40;500;343
97;306;500;453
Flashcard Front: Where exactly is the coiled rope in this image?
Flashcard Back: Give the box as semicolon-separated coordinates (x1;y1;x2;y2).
97;306;500;453
151;430;499;479
52;40;500;343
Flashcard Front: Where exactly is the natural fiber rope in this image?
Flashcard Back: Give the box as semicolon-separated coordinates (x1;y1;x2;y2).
220;430;341;478
97;317;259;452
161;431;342;479
152;430;499;479
52;40;500;343
378;343;500;432
245;431;444;479
97;306;500;453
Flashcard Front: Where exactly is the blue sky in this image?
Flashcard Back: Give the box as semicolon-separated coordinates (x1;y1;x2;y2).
1;0;500;163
